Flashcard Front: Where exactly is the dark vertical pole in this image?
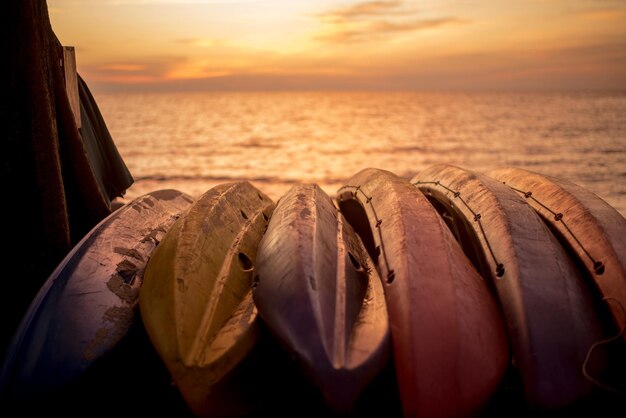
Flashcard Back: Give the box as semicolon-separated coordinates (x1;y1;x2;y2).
0;0;112;359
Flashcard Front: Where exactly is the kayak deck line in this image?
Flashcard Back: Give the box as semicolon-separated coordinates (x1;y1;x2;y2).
337;184;396;284
504;183;605;275
413;179;506;278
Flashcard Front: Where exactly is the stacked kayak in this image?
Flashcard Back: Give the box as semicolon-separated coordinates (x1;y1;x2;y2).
253;184;390;414
337;168;509;418
140;182;274;417
412;165;607;410
1;166;624;416
486;167;626;339
0;190;193;412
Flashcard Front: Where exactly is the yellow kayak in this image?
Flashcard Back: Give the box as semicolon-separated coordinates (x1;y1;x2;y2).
140;182;274;416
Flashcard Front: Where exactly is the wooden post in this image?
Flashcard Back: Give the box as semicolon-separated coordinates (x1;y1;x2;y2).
61;46;81;128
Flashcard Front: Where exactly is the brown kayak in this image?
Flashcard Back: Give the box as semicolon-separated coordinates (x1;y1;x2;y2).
337;168;509;418
140;182;274;416
413;164;607;410
487;167;626;340
253;184;390;413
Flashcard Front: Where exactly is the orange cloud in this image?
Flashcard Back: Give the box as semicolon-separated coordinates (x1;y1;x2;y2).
314;0;465;44
173;38;224;48
84;56;186;83
102;64;146;72
315;18;467;43
108;0;257;4
317;1;405;21
173;38;199;45
576;8;626;21
67;0;626;92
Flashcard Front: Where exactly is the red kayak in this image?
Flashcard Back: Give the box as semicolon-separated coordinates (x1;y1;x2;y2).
338;168;509;418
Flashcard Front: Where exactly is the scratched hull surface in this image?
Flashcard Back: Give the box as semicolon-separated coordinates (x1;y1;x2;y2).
140;182;274;417
413;165;606;410
487;167;626;339
337;169;509;418
0;190;193;404
253;184;390;412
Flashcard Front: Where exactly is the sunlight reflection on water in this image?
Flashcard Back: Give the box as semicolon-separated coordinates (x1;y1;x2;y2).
96;91;626;216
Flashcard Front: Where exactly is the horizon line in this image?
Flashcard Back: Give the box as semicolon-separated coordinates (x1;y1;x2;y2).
89;84;626;94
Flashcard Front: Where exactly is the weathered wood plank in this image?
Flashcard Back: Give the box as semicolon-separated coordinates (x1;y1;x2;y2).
61;46;80;128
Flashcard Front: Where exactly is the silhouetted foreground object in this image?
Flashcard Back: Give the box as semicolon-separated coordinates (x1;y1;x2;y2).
338;169;509;418
253;184;390;414
413;165;607;411
0;190;191;413
0;1;133;357
78;74;134;200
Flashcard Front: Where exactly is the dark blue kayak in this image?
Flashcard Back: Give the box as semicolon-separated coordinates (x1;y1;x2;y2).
0;190;193;409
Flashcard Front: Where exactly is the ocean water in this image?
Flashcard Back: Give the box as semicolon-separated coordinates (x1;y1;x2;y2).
95;91;626;216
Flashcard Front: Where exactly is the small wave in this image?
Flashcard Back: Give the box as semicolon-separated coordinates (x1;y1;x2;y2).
237;137;282;149
134;173;351;185
369;145;432;154
237;142;281;149
600;148;626;154
504;158;569;167
135;174;286;183
496;160;539;167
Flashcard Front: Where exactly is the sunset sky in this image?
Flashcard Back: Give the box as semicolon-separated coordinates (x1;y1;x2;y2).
48;0;626;91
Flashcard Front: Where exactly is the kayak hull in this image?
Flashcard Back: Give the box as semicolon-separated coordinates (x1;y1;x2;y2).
339;168;509;418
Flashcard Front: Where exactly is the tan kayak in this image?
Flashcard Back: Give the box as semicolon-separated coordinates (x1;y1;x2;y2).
486;167;626;340
140;182;274;416
413;164;607;410
337;168;509;418
253;184;390;413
